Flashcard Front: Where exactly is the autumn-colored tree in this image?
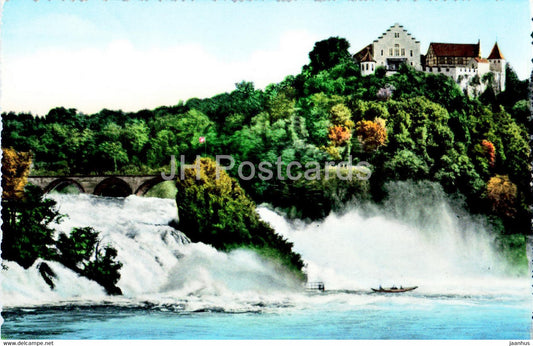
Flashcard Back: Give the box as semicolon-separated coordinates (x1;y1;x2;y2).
328;125;352;146
481;140;496;168
487;175;517;217
355;118;387;152
2;148;32;200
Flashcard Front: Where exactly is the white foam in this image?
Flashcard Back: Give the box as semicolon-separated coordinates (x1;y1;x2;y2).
1;260;106;307
257;182;528;297
2;187;528;309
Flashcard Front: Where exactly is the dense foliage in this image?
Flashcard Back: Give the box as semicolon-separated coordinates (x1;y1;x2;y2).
1;185;61;269
56;226;123;295
1;36;530;268
1;149;122;294
175;157;304;277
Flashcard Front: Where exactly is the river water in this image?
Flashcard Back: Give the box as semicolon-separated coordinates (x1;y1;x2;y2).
1;185;531;339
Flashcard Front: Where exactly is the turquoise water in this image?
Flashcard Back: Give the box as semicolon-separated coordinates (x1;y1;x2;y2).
2;291;530;339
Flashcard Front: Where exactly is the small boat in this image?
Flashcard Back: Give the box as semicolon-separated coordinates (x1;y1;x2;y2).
371;286;418;293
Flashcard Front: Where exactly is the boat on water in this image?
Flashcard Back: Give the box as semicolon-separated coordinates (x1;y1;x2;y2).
371;286;418;293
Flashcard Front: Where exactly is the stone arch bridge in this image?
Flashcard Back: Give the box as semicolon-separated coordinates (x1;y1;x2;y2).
27;175;167;197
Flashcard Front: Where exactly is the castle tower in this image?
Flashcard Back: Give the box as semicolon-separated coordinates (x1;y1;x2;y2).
359;50;376;76
488;42;506;92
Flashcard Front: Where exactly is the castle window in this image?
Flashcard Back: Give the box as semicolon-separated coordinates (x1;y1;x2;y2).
394;44;399;56
401;48;405;56
394;33;399;38
381;50;383;56
372;65;374;71
410;50;413;57
389;48;393;56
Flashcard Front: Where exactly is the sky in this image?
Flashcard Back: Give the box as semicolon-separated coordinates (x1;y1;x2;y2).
1;0;531;115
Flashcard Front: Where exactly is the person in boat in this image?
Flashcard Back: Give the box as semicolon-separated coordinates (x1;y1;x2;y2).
379;285;382;290
391;286;397;290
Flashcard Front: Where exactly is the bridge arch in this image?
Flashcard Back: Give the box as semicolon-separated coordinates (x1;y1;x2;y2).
43;178;85;194
134;176;166;196
93;177;133;197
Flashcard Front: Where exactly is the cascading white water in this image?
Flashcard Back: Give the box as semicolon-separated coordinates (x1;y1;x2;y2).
258;181;526;296
1;194;302;309
1;181;527;309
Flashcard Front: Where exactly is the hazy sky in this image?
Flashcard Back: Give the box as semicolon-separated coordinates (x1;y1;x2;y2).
1;0;530;115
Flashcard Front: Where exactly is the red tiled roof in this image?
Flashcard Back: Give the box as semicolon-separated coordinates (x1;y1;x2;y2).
474;57;489;63
429;42;480;58
488;43;504;60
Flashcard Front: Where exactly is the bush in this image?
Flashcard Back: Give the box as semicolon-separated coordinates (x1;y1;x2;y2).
56;226;123;295
1;185;62;269
176;157;304;277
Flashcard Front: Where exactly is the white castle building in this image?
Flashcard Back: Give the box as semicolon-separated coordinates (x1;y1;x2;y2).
353;23;506;94
354;23;421;76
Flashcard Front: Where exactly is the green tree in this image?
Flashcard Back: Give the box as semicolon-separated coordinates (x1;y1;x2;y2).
57;226;123;295
98;141;129;172
56;227;100;269
64;128;96;173
97;122;129;172
176;157;304;277
383;149;429;180
1;185;62;269
305;37;352;75
510;99;530;129
268;92;295;122
499;64;529;109
84;245;123;295
146;129;179;168
122;119;150;153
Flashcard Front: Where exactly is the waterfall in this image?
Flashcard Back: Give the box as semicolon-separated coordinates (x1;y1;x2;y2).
1;181;527;309
1;194;301;308
258;181;525;295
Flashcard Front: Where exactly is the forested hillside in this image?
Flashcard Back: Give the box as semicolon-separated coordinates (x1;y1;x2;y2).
2;36;530;248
